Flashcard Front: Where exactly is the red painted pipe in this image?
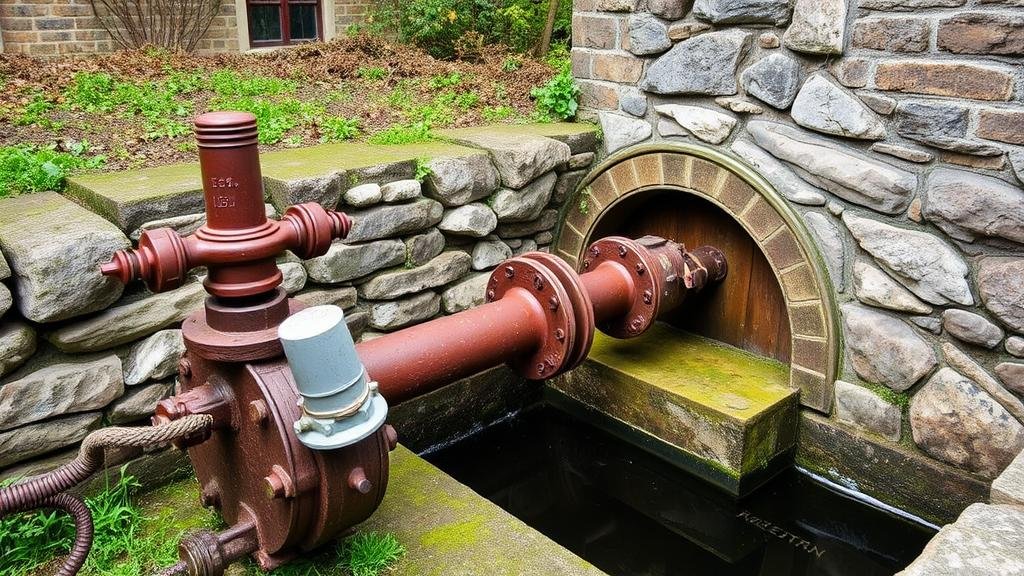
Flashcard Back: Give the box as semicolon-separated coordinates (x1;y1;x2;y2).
359;237;726;404
357;289;547;404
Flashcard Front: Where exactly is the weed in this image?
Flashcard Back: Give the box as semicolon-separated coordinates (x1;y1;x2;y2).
530;68;578;121
368;122;435;145
414;156;432;183
342;532;405;576
454;91;479;109
15;92;61;129
386;86;414;110
209;70;297;97
481;105;514;122
319;116;361;142
357;66;389;82
0;141;106;197
63;72;195;140
578;196;589;215
210;96;323;145
428;72;462;89
501;56;522;72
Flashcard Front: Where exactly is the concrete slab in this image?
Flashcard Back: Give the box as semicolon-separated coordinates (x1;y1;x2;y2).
550;324;798;495
131;446;604;576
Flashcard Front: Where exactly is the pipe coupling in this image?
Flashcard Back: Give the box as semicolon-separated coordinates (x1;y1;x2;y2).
278;305;387;450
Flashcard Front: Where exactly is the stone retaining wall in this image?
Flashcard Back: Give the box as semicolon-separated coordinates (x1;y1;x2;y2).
0;123;597;480
570;0;1024;516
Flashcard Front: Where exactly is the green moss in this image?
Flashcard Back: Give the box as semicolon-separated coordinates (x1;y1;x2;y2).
419;515;487;553
588;325;791;420
863;381;911;408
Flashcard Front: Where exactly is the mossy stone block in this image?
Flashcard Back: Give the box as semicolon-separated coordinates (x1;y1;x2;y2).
259;141;482;210
550;323;798;494
65;162;206;232
439;123;600;154
797;411;989;526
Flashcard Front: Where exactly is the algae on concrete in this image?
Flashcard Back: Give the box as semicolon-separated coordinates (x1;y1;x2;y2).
550;323;797;494
84;446;603;576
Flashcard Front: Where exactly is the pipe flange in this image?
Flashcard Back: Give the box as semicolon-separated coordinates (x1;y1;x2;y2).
581;236;662;339
520;252;595;373
486;257;575;379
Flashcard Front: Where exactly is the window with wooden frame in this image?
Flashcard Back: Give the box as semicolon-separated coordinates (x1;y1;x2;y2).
247;0;322;46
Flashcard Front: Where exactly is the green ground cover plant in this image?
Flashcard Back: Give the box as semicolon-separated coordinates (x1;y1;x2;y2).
0;142;106;198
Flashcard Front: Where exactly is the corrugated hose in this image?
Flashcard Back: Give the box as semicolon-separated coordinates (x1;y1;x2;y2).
0;414;214;576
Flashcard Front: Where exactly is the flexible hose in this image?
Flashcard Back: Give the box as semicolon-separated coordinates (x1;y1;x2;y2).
0;414;214;576
40;492;94;576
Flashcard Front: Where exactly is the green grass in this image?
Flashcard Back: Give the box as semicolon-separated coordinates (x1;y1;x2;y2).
0;142;106;197
0;470;404;576
0;469;218;576
343;532;405;576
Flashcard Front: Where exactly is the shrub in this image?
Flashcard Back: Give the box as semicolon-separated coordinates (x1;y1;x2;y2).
372;0;571;60
88;0;221;52
530;68;578;120
0;142;106;197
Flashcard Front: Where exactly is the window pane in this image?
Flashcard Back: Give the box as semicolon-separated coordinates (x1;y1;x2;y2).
250;4;282;42
288;3;318;40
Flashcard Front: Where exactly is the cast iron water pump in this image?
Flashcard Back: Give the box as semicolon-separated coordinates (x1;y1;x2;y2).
0;112;727;576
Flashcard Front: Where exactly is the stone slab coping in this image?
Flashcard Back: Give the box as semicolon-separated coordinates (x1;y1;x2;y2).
63;141;481;232
61;123;597;232
130;445;604;576
438;122;599;154
991;448;1024;507
549;323;798;494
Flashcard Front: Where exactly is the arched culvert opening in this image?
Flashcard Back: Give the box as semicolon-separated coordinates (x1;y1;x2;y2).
554;143;841;414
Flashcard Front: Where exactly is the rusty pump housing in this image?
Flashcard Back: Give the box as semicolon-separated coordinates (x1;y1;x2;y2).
92;111;728;576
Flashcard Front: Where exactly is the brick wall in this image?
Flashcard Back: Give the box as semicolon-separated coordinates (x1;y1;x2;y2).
0;0;374;55
333;0;372;31
0;0;115;57
194;0;239;53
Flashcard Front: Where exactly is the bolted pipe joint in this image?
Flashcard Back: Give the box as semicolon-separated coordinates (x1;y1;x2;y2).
278;305;387;450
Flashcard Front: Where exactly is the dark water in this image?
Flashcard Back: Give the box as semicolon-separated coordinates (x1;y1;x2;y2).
424;406;935;576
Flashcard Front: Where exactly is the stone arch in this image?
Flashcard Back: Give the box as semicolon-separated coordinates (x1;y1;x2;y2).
553;143;842;413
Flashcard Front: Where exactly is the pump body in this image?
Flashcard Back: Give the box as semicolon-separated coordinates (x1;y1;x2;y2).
92;112;728;575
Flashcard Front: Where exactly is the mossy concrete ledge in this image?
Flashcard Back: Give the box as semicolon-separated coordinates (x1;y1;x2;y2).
63;123;598;233
549;323;798;496
134;446;605;576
